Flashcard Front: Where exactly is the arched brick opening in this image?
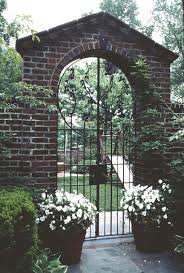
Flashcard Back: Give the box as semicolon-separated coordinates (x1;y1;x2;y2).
2;12;179;189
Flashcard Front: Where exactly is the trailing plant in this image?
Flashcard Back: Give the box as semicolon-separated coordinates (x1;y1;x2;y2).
32;249;68;273
131;57;167;180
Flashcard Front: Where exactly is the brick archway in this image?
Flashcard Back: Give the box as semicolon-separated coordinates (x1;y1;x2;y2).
4;12;178;188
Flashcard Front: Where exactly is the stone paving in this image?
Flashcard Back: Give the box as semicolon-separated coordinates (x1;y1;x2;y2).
68;237;184;273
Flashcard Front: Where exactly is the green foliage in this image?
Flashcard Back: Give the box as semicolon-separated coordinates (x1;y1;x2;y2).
32;249;68;273
0;38;52;111
100;0;140;28
0;0;35;44
153;0;184;99
58;60;132;128
0;187;38;273
167;114;184;194
58;59;134;162
132;57;165;174
175;235;184;254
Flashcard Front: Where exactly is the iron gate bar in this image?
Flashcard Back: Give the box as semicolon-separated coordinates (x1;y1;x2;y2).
95;57;100;237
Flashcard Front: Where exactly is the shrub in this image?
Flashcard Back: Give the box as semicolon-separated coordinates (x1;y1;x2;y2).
0;187;38;273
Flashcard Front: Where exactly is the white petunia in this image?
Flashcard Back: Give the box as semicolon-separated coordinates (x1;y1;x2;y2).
64;216;71;224
40;216;46;222
163;214;167;219
41;193;46;199
77;209;83;218
139;203;144;210
35;218;40;224
56;206;63;212
142;211;146;216
162;207;167;212
72;214;77;220
49;223;56;230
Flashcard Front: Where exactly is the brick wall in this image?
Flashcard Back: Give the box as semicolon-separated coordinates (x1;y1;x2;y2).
0;12;181;188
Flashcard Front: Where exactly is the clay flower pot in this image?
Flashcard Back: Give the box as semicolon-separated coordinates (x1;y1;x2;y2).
131;220;170;252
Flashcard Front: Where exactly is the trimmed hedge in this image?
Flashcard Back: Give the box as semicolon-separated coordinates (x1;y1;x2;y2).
0;188;38;273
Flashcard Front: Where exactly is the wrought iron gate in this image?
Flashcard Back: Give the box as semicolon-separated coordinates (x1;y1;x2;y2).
57;58;133;238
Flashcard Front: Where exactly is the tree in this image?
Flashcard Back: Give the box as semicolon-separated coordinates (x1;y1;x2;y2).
99;0;154;37
153;0;184;100
100;0;141;28
57;59;134;161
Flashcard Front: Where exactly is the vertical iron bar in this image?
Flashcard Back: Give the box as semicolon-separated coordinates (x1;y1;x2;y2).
122;126;125;234
76;129;79;194
116;131;119;235
83;122;86;196
110;118;113;235
89;129;92;238
69;115;73;193
95;57;100;237
63;116;66;190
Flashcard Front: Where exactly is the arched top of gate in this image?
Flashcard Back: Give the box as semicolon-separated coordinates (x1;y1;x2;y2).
49;41;138;88
16;11;178;89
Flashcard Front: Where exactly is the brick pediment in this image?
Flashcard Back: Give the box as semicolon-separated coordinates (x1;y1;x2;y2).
16;12;178;63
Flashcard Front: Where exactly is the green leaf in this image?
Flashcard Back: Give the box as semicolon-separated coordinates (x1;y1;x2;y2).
175;244;184;253
32;263;43;273
51;265;68;273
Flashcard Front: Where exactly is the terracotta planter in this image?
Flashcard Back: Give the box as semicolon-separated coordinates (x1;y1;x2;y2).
39;227;86;265
59;229;86;265
131;221;170;252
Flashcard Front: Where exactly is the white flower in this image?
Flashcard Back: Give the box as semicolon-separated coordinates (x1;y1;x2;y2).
45;210;50;216
64;216;71;224
72;214;77;220
158;179;163;184
168;189;172;194
41;193;46;199
35;218;40;224
163;214;167;219
146;204;150;210
56;206;62;212
62;206;67;212
77;209;83;218
142;211;146;216
139;203;144;210
49;223;56;230
40;216;46;222
162;207;167;212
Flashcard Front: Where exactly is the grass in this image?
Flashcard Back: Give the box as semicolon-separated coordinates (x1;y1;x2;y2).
57;175;123;212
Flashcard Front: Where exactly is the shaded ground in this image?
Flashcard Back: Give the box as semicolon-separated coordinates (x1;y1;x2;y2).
68;237;184;273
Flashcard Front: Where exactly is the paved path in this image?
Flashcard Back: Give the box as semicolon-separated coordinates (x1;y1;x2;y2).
108;155;133;189
68;237;184;273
